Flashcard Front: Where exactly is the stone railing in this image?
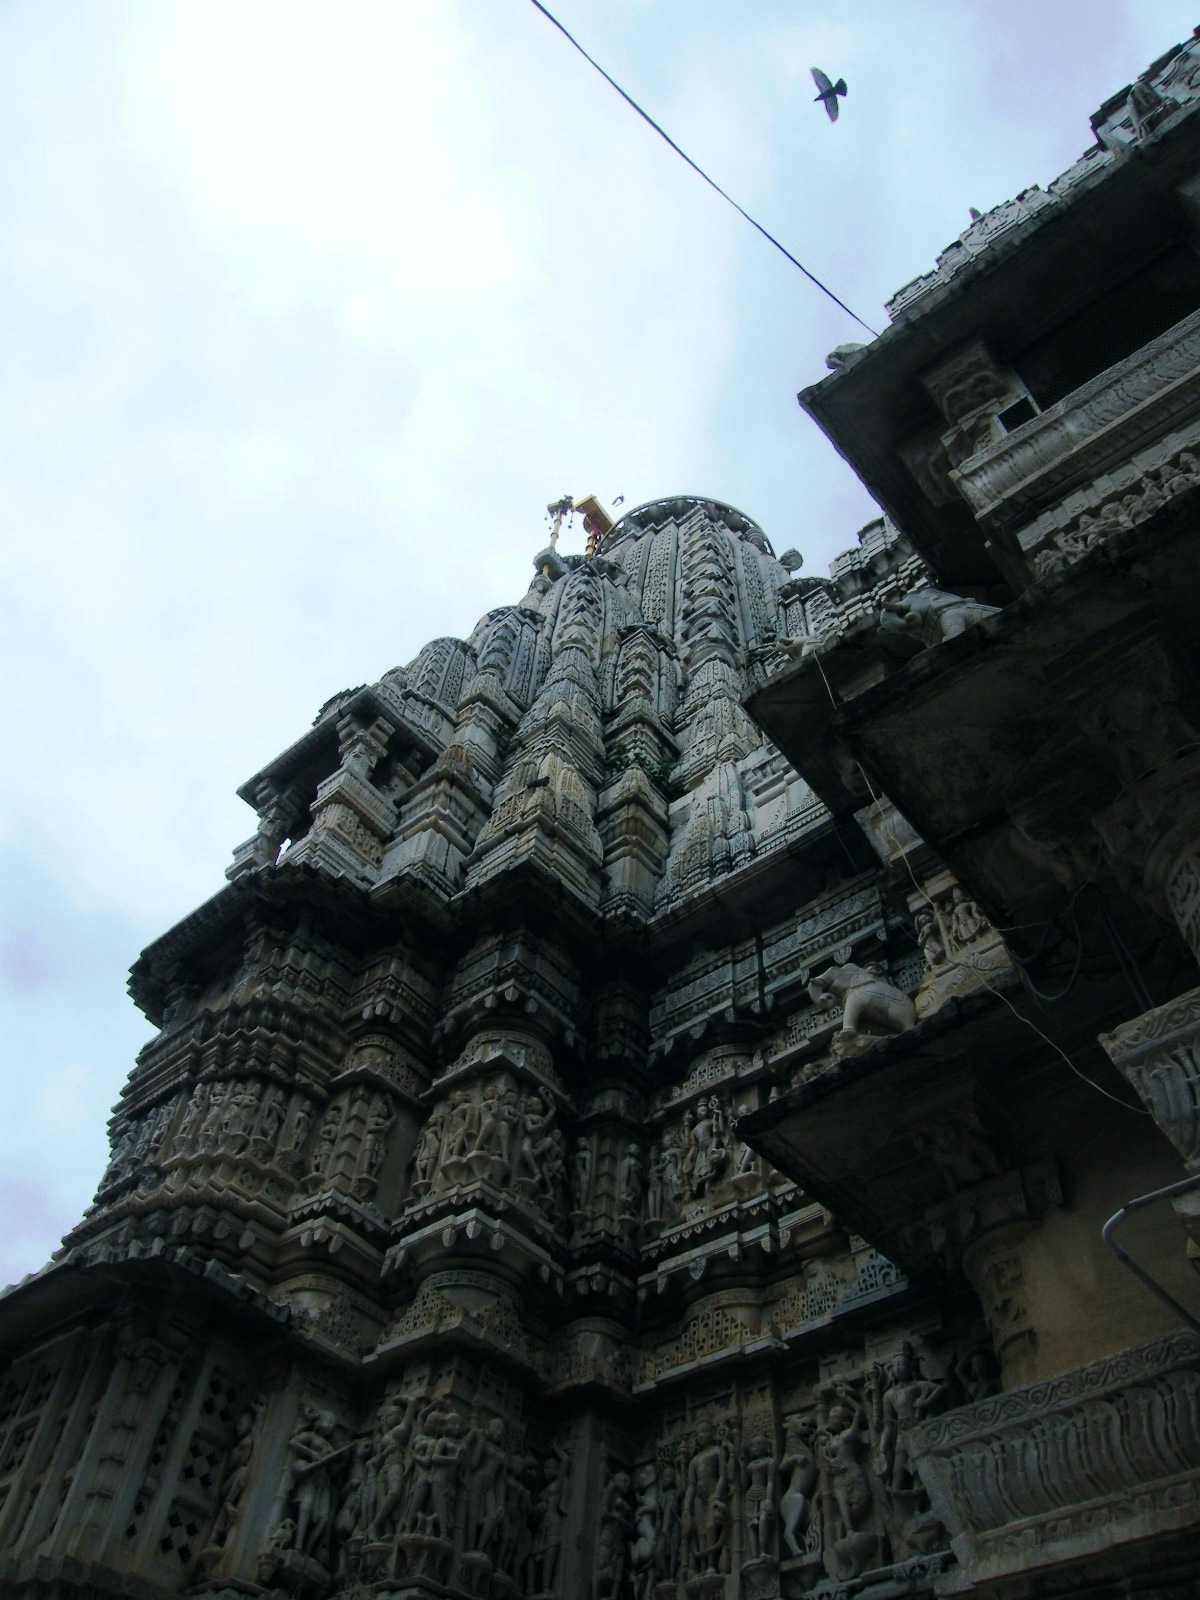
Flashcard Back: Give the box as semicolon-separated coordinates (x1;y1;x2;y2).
952;305;1200;529
908;1331;1200;1587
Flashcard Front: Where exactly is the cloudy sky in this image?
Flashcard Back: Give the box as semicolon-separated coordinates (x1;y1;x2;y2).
2;0;1194;1286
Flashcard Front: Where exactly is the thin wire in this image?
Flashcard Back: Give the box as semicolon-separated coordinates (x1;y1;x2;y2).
806;643;1148;1115
525;0;880;339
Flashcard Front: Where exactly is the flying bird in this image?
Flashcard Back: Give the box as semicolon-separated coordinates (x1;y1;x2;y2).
811;67;847;122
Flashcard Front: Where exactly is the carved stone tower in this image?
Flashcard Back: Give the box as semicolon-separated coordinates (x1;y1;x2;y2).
7;26;1200;1600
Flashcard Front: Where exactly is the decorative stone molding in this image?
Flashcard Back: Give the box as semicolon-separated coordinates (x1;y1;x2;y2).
908;1331;1200;1587
1100;984;1200;1167
954;305;1200;528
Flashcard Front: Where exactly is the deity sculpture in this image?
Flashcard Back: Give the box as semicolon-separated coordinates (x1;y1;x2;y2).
681;1422;732;1576
742;1434;779;1562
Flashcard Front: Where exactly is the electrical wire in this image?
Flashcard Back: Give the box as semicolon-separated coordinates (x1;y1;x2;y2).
525;0;880;339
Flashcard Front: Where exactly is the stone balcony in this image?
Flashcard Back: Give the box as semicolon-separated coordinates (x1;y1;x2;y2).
952;304;1200;534
908;1330;1200;1593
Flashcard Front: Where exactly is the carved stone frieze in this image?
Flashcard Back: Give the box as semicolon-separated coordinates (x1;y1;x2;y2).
909;1331;1200;1586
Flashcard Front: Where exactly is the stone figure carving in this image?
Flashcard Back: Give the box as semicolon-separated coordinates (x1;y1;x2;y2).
779;1414;818;1559
818;1384;877;1579
878;586;999;647
528;1443;570;1595
371;1392;424;1539
808;962;916;1054
595;1468;634;1600
872;1343;947;1495
411;1103;447;1194
681;1421;732;1576
656;1463;682;1580
334;1436;378;1575
357;1098;391;1198
618;1143;642;1221
464;1415;508;1556
264;1404;348;1572
307;1106;342;1183
949;886;986;946
682;1096;729;1204
742;1434;779;1562
253;1084;287;1158
571;1136;592;1213
201;1399;262;1566
915;907;946;970
629;1462;660;1600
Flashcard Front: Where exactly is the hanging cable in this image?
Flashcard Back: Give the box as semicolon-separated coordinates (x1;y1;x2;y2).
525;0;880;338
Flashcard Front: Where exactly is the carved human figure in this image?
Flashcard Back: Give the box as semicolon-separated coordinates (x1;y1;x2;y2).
334;1436;377;1574
660;1140;683;1213
175;1083;206;1153
288;1100;313;1161
428;1409;467;1542
873;1344;947;1495
644;1145;664;1223
571;1137;593;1212
222;1080;260;1152
411;1105;446;1193
199;1085;228;1152
528;1443;570;1594
808;962;916;1047
371;1392;422;1539
914;908;946;970
629;1462;660;1600
203;1401;261;1559
595;1468;633;1600
464;1415;508;1556
779;1414;818;1559
681;1421;732;1575
656;1463;682;1578
949;887;986;947
743;1434;778;1562
358;1099;391;1193
403;1404;447;1536
268;1405;345;1567
512;1089;556;1186
821;1388;873;1542
618;1143;642;1219
472;1079;513;1177
308;1106;341;1181
255;1084;287;1154
688;1097;727;1198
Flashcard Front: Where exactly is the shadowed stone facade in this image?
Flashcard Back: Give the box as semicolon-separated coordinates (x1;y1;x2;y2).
5;27;1200;1600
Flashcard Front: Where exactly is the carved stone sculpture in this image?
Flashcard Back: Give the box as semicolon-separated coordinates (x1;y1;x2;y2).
878;585;1000;647
808;962;917;1054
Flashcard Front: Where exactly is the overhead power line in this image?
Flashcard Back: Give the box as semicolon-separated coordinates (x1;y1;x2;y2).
526;0;880;339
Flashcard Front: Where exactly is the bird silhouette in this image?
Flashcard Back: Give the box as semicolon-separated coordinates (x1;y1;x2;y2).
811;67;847;122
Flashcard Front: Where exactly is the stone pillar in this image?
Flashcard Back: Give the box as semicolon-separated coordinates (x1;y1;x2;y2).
926;1161;1064;1388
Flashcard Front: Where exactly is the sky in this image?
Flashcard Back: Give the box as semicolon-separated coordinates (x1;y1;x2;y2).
2;0;1196;1287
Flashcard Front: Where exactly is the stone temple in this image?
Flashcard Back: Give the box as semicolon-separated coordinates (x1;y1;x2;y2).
7;28;1200;1600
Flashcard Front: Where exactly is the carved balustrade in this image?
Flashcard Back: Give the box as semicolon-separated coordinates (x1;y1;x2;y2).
909;1331;1200;1590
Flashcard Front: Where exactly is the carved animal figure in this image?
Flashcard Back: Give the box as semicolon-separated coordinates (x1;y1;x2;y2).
878;586;999;647
808;962;916;1043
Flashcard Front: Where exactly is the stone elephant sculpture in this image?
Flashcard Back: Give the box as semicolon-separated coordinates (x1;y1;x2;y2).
878;586;999;648
808;962;916;1052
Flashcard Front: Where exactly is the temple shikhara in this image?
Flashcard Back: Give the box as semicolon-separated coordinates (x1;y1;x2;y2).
7;28;1200;1600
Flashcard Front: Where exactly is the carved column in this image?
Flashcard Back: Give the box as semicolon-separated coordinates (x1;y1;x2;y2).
926;1161;1064;1388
